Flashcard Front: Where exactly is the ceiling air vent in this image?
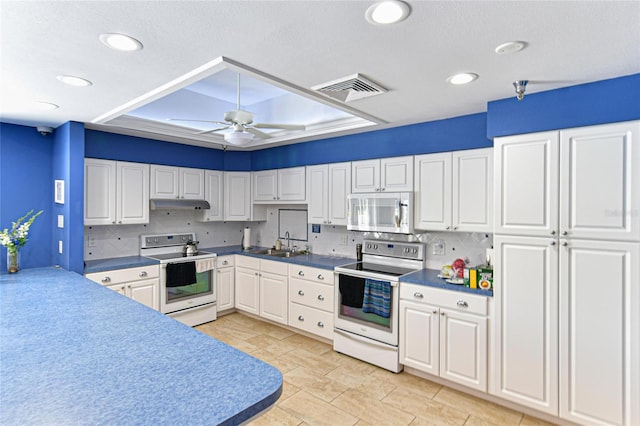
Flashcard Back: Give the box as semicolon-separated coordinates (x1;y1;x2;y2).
312;74;387;103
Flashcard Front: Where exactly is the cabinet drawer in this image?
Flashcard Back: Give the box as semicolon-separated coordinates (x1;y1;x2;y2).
289;278;334;312
85;265;159;286
260;259;288;275
288;264;333;284
289;303;334;340
400;283;487;316
236;255;260;270
216;255;235;268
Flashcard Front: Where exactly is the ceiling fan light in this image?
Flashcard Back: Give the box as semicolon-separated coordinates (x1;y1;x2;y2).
224;131;253;146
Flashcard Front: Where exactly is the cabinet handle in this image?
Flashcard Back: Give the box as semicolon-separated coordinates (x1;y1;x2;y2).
551;230;556;235
562;230;568;236
121;285;126;291
550;241;556;246
222;261;228;265
433;310;438;314
456;300;468;308
381;188;386;191
298;270;305;277
413;292;423;298
112;221;116;224
298;290;305;296
317;321;324;328
273;197;277;200
102;277;111;283
127;285;131;289
445;226;450;230
298;315;304;322
139;271;147;277
375;188;380;192
562;241;568;246
317;274;324;280
453;226;458;230
255;272;259;276
317;294;324;301
441;312;445;316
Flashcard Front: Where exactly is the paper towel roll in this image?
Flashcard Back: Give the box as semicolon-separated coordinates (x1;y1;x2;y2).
243;227;251;249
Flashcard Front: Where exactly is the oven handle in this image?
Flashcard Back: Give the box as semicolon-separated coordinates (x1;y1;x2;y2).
335;270;398;286
334;328;396;349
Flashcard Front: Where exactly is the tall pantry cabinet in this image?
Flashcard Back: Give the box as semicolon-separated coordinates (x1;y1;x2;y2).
491;121;639;425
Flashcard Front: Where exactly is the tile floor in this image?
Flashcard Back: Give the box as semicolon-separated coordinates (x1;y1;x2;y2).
195;313;554;426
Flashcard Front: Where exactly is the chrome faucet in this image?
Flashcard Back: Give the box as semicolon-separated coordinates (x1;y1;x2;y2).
284;231;290;251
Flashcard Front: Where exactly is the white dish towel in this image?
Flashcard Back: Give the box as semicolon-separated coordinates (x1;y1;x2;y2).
196;258;215;273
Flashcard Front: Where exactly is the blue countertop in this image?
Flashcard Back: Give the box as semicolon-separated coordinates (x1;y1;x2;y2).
0;267;282;425
84;255;159;274
401;268;493;297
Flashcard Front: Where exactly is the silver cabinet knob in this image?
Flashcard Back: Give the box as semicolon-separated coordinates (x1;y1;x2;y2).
139;271;147;277
121;285;126;291
317;321;324;328
102;277;111;283
317;294;324;301
298;290;305;296
298;270;305;276
456;300;468;308
433;310;438;314
550;241;556;246
298;315;304;322
562;241;568;246
317;274;324;280
414;292;424;298
445;226;451;230
453;226;458;230
562;230;568;236
551;230;556;235
222;261;228;265
255;272;259;276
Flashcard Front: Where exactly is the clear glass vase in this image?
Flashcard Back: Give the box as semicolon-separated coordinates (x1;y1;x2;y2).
7;249;20;273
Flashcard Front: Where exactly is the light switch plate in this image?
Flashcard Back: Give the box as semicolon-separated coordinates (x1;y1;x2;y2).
57;215;64;228
58;240;63;254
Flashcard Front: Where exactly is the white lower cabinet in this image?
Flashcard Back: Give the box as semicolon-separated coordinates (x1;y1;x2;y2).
235;256;288;325
400;283;488;392
216;256;235;312
85;265;160;311
288;264;334;340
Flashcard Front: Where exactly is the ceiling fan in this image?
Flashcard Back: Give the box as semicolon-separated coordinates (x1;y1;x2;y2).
169;73;305;146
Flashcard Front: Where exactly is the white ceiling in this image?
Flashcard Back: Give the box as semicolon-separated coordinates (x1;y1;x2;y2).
1;1;639;150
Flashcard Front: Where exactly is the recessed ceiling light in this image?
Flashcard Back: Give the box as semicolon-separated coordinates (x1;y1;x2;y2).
56;75;92;87
365;1;411;25
447;73;479;85
34;101;59;110
495;41;527;55
99;33;143;52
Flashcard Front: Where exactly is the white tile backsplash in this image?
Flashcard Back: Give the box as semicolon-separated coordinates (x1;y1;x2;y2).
85;207;493;271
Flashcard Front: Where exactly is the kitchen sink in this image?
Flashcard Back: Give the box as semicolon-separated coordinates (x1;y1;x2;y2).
248;248;303;258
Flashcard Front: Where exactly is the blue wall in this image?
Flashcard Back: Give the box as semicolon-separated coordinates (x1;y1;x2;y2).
0;123;54;270
487;73;640;137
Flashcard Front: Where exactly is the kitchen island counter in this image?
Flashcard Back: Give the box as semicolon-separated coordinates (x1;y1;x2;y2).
0;267;282;425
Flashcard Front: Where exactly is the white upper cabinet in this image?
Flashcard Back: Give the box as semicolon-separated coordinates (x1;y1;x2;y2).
415;148;492;232
494;131;559;237
560;121;640;241
306;162;351;225
352;156;413;193
150;165;204;200
200;170;223;222
84;159;149;225
252;167;305;202
224;172;251;221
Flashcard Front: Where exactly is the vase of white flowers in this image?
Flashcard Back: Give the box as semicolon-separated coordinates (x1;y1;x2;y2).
1;210;43;273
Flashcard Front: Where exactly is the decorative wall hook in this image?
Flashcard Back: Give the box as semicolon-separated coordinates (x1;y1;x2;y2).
513;80;528;101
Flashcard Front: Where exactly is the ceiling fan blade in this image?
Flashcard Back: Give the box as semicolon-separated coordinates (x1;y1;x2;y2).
168;118;229;125
245;127;272;139
252;123;306;130
196;126;230;134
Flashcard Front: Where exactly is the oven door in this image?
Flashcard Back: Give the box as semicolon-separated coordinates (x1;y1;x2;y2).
160;261;216;314
334;271;399;346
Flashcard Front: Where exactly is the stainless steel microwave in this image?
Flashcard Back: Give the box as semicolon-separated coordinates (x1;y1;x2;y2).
346;192;413;234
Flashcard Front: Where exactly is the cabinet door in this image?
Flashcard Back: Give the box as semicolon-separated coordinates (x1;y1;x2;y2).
117;162;149;225
216;266;235;312
399;300;439;375
352;159;380;193
224;172;251;221
84;159;116;225
306;165;328;223
235;266;259;314
150;165;180;199
494;131;559;237
452;148;493;232
106;282;127;296
381;156;413;192
439;309;487;391
180;168;204;199
491;235;559;415
559;240;639;425
278;167;306;201
328;162;351;225
259;271;288;324
202;170;223;221
127;278;159;311
560;121;640;241
414;153;451;231
253;170;278;201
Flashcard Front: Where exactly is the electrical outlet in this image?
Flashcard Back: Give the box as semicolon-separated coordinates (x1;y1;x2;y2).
57;215;64;228
58;240;63;254
339;235;347;245
88;236;96;247
432;239;445;256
